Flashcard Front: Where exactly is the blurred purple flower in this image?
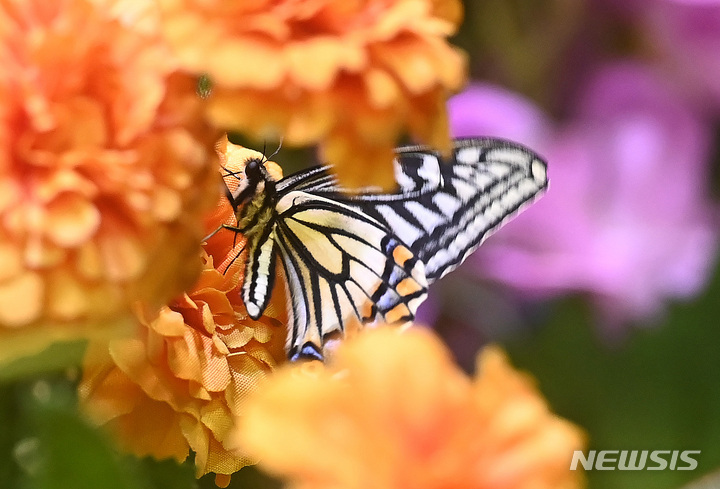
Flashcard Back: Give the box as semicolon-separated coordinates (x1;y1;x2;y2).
598;0;720;111
450;63;719;330
646;1;720;110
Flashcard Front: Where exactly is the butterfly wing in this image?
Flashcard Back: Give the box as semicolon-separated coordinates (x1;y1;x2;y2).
272;190;428;360
336;137;548;282
241;137;546;360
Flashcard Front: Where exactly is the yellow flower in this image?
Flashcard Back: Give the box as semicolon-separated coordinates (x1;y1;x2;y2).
159;0;467;189
0;0;220;362
79;137;288;487
236;327;586;489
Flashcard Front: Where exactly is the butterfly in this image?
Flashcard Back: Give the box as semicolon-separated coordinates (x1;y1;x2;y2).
211;138;548;361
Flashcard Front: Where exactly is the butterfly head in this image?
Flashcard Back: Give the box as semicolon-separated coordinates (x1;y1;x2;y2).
228;157;275;208
243;157;264;181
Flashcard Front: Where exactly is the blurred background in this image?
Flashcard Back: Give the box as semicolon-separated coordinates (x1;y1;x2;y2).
429;1;720;488
3;1;720;489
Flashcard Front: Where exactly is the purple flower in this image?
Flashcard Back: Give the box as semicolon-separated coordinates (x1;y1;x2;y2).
648;1;720;110
450;63;719;329
450;84;553;153
598;0;720;111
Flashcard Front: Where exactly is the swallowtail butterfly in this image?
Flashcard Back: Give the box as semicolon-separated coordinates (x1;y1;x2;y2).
212;138;547;361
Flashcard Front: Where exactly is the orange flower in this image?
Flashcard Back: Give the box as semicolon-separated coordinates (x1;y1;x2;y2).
159;0;467;188
235;327;586;489
79;253;288;486
79;137;288;487
0;0;220;361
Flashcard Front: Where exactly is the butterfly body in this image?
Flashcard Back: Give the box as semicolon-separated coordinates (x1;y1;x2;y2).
220;138;548;361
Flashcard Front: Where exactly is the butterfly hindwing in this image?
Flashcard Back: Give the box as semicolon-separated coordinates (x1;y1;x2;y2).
272;190;428;359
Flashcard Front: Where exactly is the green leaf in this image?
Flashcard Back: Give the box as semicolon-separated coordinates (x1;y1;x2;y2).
503;263;720;489
0;341;87;384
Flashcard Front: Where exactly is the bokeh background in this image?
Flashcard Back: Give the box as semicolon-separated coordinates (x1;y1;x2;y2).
432;2;720;489
3;1;720;489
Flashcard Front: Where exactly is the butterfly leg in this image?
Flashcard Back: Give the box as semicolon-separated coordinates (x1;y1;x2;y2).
202;223;247;243
219;239;248;276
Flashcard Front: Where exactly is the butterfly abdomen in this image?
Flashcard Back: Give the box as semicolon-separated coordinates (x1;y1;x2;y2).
235;182;277;237
228;161;281;320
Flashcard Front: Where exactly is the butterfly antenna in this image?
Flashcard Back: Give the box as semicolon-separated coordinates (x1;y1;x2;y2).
268;137;283;161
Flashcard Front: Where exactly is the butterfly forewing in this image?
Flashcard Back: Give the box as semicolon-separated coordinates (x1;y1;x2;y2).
339;138;548;282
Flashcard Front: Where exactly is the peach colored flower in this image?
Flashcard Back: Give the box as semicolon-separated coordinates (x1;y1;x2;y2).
0;0;220;362
159;0;467;189
79;137;288;487
236;327;586;489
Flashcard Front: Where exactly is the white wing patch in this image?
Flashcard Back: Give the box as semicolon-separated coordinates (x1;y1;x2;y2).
405;201;445;234
451;177;477;201
243;235;276;319
416;154;442;190
432;192;461;217
456;146;481;164
377;204;424;246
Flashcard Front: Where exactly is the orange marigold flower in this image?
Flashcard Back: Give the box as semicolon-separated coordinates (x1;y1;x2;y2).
0;0;219;361
235;327;586;489
79;136;288;487
159;0;467;189
79;251;289;486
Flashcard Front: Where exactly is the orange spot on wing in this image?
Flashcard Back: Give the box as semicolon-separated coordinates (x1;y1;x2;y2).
360;300;375;320
384;303;411;324
392;245;414;267
396;277;424;296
